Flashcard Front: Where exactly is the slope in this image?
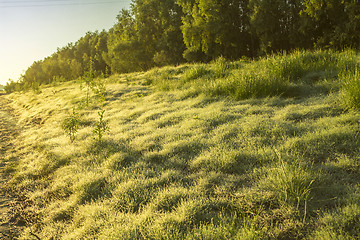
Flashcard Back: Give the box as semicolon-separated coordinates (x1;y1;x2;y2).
3;50;360;239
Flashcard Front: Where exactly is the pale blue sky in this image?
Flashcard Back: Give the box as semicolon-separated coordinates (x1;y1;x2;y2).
0;0;132;85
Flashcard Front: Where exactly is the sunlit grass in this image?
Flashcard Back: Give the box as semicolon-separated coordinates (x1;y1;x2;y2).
2;50;360;239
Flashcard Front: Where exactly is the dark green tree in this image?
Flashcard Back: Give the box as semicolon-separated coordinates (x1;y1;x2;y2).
104;9;142;73
74;31;109;76
302;0;360;49
249;0;310;54
178;0;254;61
132;0;185;66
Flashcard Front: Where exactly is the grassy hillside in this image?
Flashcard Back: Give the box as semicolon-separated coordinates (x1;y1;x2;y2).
3;50;360;239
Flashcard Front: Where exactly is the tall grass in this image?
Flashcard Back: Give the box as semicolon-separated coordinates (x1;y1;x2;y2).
266;50;339;81
339;68;360;110
150;50;360;102
203;63;288;100
263;151;315;222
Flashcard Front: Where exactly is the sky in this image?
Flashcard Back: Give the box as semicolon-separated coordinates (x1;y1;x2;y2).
0;0;132;85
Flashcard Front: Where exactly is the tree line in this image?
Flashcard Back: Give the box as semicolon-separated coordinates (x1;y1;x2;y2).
5;0;360;92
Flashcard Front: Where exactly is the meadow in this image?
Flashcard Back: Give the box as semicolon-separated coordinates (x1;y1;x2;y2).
2;50;360;239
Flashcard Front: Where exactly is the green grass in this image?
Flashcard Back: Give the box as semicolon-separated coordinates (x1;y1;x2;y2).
148;50;360;106
2;50;360;239
340;68;360;110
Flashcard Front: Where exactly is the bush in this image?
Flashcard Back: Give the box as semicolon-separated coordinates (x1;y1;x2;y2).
62;108;80;143
93;109;109;143
4;80;23;93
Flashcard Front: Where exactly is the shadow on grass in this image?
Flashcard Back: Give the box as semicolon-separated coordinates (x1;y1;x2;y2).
86;139;142;167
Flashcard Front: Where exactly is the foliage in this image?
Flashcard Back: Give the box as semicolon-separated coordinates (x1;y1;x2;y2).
302;0;360;49
79;56;108;107
6;0;360;92
93;109;109;143
15;31;108;92
132;0;185;66
81;57;96;106
92;78;107;105
249;0;311;53
62;108;80;143
178;0;254;61
4;79;23;93
105;0;185;75
104;9;141;74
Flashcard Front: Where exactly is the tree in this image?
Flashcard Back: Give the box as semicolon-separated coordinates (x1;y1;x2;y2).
106;1;185;73
74;31;109;76
105;9;143;73
302;0;360;49
178;0;254;61
132;0;185;66
249;0;310;54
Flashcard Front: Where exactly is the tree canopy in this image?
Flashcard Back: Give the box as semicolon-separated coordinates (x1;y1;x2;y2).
7;0;360;91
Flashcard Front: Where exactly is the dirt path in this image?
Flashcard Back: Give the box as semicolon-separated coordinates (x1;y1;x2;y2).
0;94;21;239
